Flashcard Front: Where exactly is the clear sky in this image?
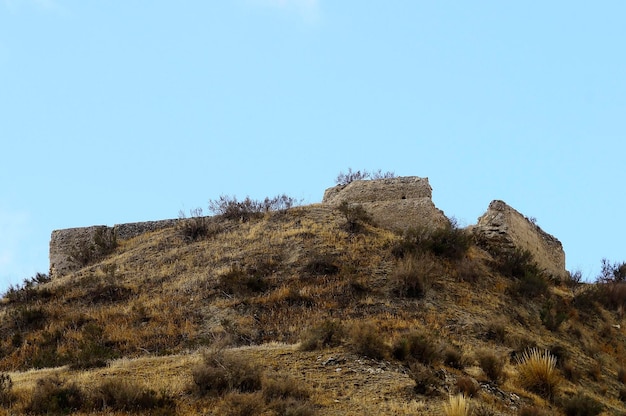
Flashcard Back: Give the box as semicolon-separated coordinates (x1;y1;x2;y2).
1;1;625;289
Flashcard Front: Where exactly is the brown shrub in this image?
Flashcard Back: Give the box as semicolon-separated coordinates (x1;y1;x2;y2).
390;253;439;298
0;373;15;407
409;363;441;396
348;321;389;360
27;376;83;414
443;345;464;369
89;378;175;412
262;374;310;402
392;331;441;365
518;406;550;416
192;349;262;396
476;349;506;384
299;320;343;351
219;392;266;416
456;376;479;397
560;392;603;416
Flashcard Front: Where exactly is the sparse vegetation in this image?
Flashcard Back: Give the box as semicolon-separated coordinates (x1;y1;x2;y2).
335;168;396;185
192;349;263;396
89;378;175;413
560;392;603;416
177;207;222;242
27;376;83;414
4;182;626;415
209;194;299;222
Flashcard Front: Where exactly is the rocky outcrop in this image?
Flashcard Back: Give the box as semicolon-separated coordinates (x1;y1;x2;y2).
322;176;449;231
473;200;567;280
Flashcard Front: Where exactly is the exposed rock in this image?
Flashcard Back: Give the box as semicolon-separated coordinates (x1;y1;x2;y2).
322;177;449;231
472;200;567;280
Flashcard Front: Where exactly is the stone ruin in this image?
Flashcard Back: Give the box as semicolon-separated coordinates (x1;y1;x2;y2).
322;176;567;279
472;200;567;280
49;176;567;280
49;219;177;278
322;176;449;231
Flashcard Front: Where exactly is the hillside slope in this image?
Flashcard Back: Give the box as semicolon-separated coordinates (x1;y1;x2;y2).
1;201;625;415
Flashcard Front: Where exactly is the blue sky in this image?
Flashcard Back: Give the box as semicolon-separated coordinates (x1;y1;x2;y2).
1;0;625;289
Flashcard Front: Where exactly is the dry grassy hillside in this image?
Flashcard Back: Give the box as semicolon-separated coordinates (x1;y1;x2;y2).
1;201;626;415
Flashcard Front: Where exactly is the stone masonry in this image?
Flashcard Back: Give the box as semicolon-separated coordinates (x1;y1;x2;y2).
49;219;178;278
322;176;450;231
472;200;567;280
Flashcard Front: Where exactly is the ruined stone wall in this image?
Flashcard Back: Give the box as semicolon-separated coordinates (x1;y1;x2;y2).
49;218;178;278
322;176;449;231
472;200;567;279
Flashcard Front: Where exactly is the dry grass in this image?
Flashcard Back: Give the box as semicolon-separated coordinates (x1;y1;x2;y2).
443;394;471;416
0;204;625;414
516;348;561;400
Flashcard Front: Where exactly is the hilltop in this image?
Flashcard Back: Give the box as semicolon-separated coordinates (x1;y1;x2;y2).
0;176;625;415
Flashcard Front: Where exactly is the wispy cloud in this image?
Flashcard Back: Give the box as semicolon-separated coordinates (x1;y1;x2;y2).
249;0;321;24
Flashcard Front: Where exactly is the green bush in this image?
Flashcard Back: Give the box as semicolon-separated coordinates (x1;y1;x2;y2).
426;219;471;260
